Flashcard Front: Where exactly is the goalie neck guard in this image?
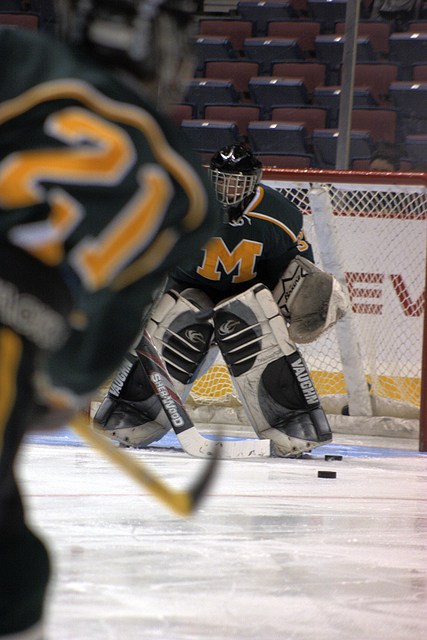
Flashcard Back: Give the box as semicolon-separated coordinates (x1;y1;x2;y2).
209;144;262;218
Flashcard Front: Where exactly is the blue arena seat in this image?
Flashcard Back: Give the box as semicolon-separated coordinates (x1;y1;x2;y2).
313;85;376;127
266;20;321;56
351;107;400;144
308;0;349;33
271;61;327;96
193;36;238;75
247;121;309;154
389;33;427;80
243;37;305;74
249;77;309;113
335;20;392;57
389;81;427;135
184;79;240;118
270;105;329;141
203;104;262;136
345;62;400;106
198;18;254;53
312;129;376;169
314;34;376;83
405;135;427;166
180;120;239;153
203;59;260;99
237;1;297;35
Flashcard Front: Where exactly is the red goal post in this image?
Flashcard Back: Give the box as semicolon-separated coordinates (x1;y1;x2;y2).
188;168;427;452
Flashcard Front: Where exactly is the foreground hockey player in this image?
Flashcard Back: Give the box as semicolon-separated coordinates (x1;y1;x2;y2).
0;2;220;638
96;143;349;457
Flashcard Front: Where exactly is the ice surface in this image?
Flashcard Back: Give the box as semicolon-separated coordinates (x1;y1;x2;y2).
17;429;427;640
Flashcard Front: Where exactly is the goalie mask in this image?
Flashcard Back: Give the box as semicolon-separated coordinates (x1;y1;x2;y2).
57;0;198;108
209;144;263;219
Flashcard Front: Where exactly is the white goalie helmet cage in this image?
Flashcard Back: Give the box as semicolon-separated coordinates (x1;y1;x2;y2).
209;143;263;207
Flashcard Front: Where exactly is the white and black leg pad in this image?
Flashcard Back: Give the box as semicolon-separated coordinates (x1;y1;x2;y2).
145;289;214;400
213;284;332;457
93;353;172;448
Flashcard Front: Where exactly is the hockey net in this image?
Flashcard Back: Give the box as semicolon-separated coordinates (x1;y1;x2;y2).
187;169;427;449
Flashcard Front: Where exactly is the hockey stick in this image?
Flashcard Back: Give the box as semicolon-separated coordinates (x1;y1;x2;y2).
136;330;271;459
71;412;218;517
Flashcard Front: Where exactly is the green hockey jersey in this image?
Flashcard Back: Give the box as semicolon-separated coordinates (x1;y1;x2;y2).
0;28;220;394
172;183;314;303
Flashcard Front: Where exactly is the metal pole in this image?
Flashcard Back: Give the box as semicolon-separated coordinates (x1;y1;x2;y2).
335;0;361;169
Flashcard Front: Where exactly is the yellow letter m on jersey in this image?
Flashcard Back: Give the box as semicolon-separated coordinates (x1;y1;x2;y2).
196;238;263;283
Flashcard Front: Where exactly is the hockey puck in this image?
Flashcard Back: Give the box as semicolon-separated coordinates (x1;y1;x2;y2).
317;470;337;479
324;455;343;461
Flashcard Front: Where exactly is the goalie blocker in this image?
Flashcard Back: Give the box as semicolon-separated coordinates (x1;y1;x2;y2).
214;284;332;457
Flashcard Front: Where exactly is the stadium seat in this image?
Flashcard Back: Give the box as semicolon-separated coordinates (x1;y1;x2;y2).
243;37;305;74
389;33;427;80
203;60;260;98
203;104;262;136
180;120;239;153
0;11;39;29
237;0;297;35
289;0;310;15
351;107;400;143
412;63;427;81
170;103;194;125
315;34;376;69
307;0;349;33
270;105;329;142
184;79;240;118
407;20;427;32
193;36;237;75
256;153;314;167
198;18;254;53
405;135;427;166
389;81;427;135
313;85;377;127
266;20;321;56
249;77;309;113
343;62;400;106
247;121;309;154
335;20;392;57
271;61;327;96
312;129;376;169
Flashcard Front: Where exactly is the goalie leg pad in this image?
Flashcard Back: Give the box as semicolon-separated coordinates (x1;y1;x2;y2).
94;288;214;448
213;284;332;457
145;288;214;399
273;255;349;344
93;353;171;448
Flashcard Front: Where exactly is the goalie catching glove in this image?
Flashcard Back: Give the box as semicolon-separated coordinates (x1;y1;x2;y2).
273;255;349;344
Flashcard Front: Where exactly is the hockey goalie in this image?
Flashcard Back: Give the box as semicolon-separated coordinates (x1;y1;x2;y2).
95;143;348;457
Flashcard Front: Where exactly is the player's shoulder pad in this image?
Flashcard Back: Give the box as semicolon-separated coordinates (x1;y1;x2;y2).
248;183;304;235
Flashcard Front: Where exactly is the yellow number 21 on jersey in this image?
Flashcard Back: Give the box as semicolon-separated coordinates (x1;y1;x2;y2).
0;107;173;290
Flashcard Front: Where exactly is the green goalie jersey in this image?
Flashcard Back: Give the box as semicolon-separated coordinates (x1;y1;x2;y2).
0;28;220;394
171;183;314;303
